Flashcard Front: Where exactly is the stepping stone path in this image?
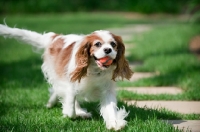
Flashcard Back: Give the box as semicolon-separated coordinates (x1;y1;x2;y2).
119;87;183;95
164;120;200;132
107;25;200;132
126;101;200;114
129;72;158;81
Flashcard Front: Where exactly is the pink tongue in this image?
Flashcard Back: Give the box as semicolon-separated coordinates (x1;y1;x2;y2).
96;60;103;67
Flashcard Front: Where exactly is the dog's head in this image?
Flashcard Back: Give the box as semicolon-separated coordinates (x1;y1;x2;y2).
70;30;133;82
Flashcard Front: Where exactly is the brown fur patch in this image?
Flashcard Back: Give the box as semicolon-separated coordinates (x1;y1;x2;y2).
111;33;134;80
49;36;75;77
55;42;75;76
51;34;60;40
49;37;65;56
88;34;103;56
70;34;103;82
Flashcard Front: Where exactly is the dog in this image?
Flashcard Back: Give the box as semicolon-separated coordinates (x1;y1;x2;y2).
0;24;133;130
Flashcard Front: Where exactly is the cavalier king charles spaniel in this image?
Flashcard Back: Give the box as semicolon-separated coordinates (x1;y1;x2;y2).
0;24;133;130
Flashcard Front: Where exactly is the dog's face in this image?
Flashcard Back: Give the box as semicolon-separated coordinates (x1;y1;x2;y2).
90;30;118;69
70;30;133;82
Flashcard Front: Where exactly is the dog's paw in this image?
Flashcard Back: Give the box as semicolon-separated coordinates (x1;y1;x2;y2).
106;119;127;131
63;114;76;119
62;109;76;119
46;103;54;108
76;108;92;118
77;112;92;119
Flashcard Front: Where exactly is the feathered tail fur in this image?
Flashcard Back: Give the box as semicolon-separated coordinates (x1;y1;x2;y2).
0;24;55;48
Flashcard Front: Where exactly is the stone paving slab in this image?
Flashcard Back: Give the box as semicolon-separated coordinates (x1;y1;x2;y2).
126;101;200;114
129;72;158;81
106;24;151;40
164;120;200;132
119;87;183;95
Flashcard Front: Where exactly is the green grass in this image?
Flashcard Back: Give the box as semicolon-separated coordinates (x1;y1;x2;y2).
0;13;198;131
118;23;200;101
0;13;134;34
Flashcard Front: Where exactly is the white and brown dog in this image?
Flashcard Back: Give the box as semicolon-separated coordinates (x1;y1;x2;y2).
0;24;133;130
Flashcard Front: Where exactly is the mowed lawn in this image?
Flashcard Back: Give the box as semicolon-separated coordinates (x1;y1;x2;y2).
0;13;199;132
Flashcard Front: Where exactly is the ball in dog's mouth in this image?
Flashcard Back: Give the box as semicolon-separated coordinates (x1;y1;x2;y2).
95;56;113;69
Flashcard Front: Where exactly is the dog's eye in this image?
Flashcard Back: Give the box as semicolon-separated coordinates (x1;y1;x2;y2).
110;42;116;47
95;42;101;47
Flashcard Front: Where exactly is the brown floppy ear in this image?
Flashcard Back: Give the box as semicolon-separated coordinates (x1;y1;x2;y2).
70;38;90;82
112;34;133;81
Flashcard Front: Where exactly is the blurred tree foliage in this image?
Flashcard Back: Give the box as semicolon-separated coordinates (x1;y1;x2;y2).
0;0;199;14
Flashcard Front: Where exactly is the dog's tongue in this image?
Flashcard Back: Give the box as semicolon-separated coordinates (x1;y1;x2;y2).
96;60;103;67
96;56;113;68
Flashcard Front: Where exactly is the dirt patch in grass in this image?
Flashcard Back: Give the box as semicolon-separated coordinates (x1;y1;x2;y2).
189;35;200;59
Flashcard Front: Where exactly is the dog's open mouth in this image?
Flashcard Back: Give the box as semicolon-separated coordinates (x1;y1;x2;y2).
94;56;113;69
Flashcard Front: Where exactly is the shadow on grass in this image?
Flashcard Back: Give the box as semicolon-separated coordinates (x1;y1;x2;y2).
80;101;182;121
0;56;45;89
0;100;182;120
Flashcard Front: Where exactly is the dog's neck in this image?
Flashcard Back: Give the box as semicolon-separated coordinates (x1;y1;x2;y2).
87;66;106;76
86;60;115;76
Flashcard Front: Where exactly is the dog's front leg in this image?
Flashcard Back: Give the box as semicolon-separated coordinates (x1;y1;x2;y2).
62;87;76;118
100;89;129;131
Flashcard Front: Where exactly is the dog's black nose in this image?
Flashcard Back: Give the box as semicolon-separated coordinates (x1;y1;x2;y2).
104;48;112;54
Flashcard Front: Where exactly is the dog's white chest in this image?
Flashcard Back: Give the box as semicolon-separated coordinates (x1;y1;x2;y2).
76;71;114;102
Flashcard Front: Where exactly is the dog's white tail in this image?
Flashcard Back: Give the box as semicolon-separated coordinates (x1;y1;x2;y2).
0;24;55;48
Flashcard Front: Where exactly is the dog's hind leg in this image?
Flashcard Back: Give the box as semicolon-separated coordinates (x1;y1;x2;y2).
46;87;58;108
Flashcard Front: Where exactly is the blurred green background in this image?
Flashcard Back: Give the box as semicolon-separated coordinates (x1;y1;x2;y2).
0;0;199;14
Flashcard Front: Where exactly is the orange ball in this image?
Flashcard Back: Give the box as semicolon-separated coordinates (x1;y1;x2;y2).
99;56;113;66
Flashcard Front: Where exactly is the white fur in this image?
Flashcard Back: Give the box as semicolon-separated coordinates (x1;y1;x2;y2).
0;25;128;131
94;43;117;59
